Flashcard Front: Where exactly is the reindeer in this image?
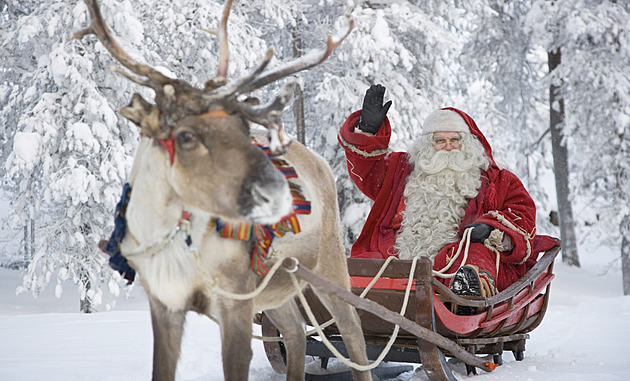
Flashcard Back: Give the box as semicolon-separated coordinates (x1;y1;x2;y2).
74;0;372;380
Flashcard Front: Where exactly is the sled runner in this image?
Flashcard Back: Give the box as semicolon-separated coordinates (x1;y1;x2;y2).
261;239;561;380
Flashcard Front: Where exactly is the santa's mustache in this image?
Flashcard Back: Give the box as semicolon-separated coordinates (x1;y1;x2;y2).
417;149;477;175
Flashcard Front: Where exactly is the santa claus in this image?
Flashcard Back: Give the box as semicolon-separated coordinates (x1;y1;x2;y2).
338;84;557;312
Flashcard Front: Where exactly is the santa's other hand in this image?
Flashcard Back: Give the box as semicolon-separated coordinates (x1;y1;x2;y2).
465;223;495;243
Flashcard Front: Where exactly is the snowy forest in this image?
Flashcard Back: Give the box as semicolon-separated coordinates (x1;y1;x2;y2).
1;0;629;313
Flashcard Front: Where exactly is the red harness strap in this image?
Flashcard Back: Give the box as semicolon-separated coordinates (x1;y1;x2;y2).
158;136;176;165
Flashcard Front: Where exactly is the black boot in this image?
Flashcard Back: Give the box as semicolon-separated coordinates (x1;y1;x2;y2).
451;265;482;315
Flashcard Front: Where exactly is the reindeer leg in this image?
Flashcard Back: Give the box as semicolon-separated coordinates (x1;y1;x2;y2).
148;296;186;381
311;290;373;381
264;300;307;381
218;299;255;381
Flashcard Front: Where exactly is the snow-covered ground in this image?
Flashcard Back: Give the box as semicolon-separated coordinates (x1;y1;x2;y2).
1;248;629;381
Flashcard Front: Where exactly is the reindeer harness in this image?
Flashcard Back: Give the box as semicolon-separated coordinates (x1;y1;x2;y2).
101;139;311;282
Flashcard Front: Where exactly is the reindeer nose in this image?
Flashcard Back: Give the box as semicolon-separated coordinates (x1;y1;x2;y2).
238;158;292;224
251;185;270;204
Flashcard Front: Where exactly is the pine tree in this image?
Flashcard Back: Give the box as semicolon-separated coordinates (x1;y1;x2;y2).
0;0;276;310
1;0;142;311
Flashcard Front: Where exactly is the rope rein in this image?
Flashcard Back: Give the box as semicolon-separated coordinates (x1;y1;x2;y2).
205;253;416;374
358;255;395;298
207;255;416;370
431;227;473;278
212;255;400;342
289;256;419;371
251;256;398;342
210;259;285;301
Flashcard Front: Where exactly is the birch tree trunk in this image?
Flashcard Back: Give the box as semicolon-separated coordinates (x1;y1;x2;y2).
548;48;580;267
610;0;629;295
622;215;630;295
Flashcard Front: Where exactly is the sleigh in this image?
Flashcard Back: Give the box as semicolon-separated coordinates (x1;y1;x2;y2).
261;239;561;380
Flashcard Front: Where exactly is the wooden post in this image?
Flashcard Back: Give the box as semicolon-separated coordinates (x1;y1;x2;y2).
415;260;458;381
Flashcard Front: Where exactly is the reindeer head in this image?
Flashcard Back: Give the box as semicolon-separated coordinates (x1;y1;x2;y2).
73;0;352;223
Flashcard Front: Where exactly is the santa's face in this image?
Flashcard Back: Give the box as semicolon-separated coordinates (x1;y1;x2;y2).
432;131;462;151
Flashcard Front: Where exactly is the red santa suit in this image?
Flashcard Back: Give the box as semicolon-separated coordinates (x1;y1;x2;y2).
338;107;557;293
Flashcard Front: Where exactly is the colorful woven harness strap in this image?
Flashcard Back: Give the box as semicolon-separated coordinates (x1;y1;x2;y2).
216;140;311;275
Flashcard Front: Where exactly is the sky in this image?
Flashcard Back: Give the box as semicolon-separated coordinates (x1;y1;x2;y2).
1;241;629;381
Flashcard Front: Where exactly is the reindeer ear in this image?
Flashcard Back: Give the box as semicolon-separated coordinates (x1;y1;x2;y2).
121;93;165;138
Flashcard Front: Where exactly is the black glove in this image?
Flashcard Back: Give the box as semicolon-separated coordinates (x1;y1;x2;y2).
357;84;392;134
465;223;495;243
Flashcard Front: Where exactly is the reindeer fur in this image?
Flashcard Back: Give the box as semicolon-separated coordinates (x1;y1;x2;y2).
120;121;371;381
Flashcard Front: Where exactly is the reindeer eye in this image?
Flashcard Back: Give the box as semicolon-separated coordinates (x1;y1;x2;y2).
175;131;198;150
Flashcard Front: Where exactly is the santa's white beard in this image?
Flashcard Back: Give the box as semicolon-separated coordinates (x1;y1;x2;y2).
395;134;490;260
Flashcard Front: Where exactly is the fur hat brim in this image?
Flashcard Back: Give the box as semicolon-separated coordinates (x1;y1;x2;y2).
423;109;469;134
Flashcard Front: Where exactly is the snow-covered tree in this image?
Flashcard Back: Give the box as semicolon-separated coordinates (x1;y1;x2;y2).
543;0;630;292
449;0;630;277
1;0;141;312
528;0;582;266
302;1;465;252
0;0;292;311
443;1;560;253
3;0;630;306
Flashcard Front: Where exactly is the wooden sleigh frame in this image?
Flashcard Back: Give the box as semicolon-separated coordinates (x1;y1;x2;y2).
261;241;561;380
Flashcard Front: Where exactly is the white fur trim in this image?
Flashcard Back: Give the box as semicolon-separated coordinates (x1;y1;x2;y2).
338;133;388;157
422;109;468;134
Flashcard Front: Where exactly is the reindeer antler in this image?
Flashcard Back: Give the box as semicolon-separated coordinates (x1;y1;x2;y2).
73;0;211;138
206;18;355;153
228;81;297;152
74;0;353;152
72;0;172;88
204;19;355;102
204;0;234;90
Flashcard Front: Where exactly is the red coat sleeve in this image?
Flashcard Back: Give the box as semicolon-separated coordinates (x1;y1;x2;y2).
338;110;393;200
473;169;537;265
